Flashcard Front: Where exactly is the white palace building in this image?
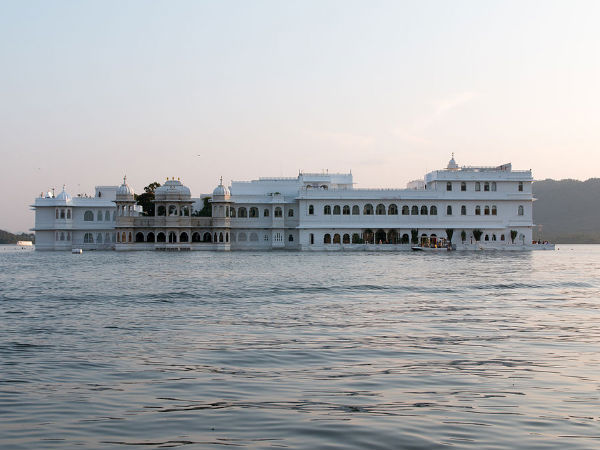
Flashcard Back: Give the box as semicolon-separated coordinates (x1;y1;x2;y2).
32;156;548;251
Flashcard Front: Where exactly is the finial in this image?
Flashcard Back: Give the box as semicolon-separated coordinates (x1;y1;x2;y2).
451;152;454;159
123;175;127;184
62;184;66;191
219;176;223;186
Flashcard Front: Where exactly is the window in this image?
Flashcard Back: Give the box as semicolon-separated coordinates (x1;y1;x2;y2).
364;204;373;215
485;234;489;241
492;205;497;215
157;232;166;242
518;205;524;216
492;234;497;241
343;233;350;244
475;182;481;192
352;205;360;215
112;211;116;221
447;182;452;191
84;233;94;243
484;182;490;192
135;232;144;242
238;232;247;242
168;205;177;216
446;205;452;215
168;231;176;243
60;232;65;241
430;205;437;215
274;207;282;218
103;211;109;221
60;209;65;219
461;182;466;191
341;205;350;215
484;206;490;215
84;210;94;221
55;209;59;219
288;234;293;242
475;206;481;215
388;204;398;215
376;204;386;215
180;232;189;243
501;234;505;241
461;205;466;215
249;207;258;218
238;207;247;217
324;205;331;215
324;233;331;244
263;208;269;217
491;182;497;191
333;233;341;244
308;205;314;215
310;233;314;245
518;182;523;192
411;205;419;215
230;208;236;217
421;205;428;215
97;210;103;221
288;209;294;217
333;205;341;215
97;233;103;243
67;233;71;241
402;205;409;215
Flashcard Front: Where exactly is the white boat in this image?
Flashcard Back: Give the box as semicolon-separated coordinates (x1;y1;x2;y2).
72;248;83;254
16;241;33;246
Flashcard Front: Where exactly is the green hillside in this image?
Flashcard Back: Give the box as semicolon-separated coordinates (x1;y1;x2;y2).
0;229;35;245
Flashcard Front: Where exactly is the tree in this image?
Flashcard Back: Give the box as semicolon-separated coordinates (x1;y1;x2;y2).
192;197;212;217
135;182;161;216
460;230;467;242
473;229;483;242
445;228;454;243
410;229;419;245
510;229;518;243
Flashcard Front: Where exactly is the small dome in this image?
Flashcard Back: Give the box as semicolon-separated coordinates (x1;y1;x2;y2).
117;176;134;196
55;185;71;201
46;190;54;198
447;153;459;170
212;177;230;196
155;178;191;200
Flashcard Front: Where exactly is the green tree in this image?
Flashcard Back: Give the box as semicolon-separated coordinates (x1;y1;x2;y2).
192;197;212;217
473;229;483;242
410;229;419;245
510;229;518;243
135;182;161;216
445;228;454;243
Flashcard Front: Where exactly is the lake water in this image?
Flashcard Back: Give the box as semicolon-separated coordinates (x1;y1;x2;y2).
1;245;599;449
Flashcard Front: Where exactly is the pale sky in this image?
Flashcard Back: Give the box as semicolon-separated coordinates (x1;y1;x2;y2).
1;0;599;232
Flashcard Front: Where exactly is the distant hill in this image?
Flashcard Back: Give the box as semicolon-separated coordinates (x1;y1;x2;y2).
533;178;600;243
0;229;35;244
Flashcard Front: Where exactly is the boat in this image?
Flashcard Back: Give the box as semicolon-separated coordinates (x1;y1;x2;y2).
72;248;83;254
411;245;452;252
16;241;33;246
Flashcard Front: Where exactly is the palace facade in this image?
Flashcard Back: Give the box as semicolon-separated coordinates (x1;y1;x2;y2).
32;157;541;251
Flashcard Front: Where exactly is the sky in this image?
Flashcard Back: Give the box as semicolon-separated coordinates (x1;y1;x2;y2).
1;0;599;232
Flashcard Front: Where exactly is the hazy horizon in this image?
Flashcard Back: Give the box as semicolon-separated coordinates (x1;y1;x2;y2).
1;0;599;233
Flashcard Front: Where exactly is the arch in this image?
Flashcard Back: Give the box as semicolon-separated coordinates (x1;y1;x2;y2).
147;232;155;242
484;206;490;215
461;181;466;191
333;205;341;215
182;206;190;217
288;234;294;242
401;233;410;244
352;205;360;215
323;233;332;244
421;205;428;215
461;205;467;215
238;207;247;217
249;232;258;242
274;207;282;217
308;205;314;215
363;229;374;244
60;209;65;219
518;205;524;216
230;207;236;218
376;204;386;215
388;204;398;215
475;182;481;191
484;182;490;192
492;205;497;215
121;232;126;242
135;232;144;242
84;210;94;221
501;234;505;241
402;205;409;215
94;232;101;243
343;205;350;215
352;233;361;244
446;182;452;191
324;205;331;215
97;210;103;221
168;231;177;243
333;233;341;244
192;232;201;242
288;208;294;217
180;232;189;243
214;232;217;242
375;229;386;243
67;209;72;219
128;232;132;242
491;181;497;191
157;205;166;216
446;205;452;215
430;205;437;215
249;207;259;218
485;234;490;241
157;232;166;242
203;232;212;242
475;206;481;215
411;205;419;215
342;233;350;244
238;232;247;242
168;205;177;216
84;232;93;243
263;208;269;217
492;234;497;241
219;232;223;243
388;230;398;244
364;204;374;215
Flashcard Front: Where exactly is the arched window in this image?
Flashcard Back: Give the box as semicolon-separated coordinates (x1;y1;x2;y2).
104;211;110;221
485;234;489;241
342;233;350;244
461;205;467;215
60;209;65;219
352;205;360;215
324;233;331;244
484;206;490;215
333;205;341;215
168;231;177;243
475;206;481;215
128;232;132;242
492;205;497;215
308;205;314;215
402;205;409;215
274;207;282;217
461;182;466;191
67;232;71;241
288;234;294;242
446;182;452;191
219;232;223;243
491;182;497;191
157;206;166;216
249;207;258;218
84;210;94;221
147;232;155;242
135;232;144;242
263;208;269;217
376;204;386;215
375;229;386;243
364;204;373;215
332;233;340;244
411;205;419;215
421;205;428;215
518;205;524;216
180;232;189;242
288;209;294;217
229;207;236;218
182;206;190;217
518;182;523;192
310;233;314;245
324;205;331;215
84;233;93;243
116;233;120;242
68;209;72;219
430;205;437;215
157;232;166;242
475;182;481;192
60;232;65;241
501;234;505;241
484;182;490;192
238;232;247;242
388;204;398;215
352;233;361;244
492;234;497;241
192;232;201;242
446;205;452;215
97;211;103;221
249;232;258;242
343;205;350;215
168;205;177;216
238;207;247;217
55;209;59;219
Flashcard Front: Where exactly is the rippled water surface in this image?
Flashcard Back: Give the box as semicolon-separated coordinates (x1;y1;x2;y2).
1;245;600;449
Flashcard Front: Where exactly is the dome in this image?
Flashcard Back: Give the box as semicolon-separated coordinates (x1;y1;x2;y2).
212;177;230;197
45;190;54;199
55;185;71;201
155;178;191;200
447;153;459;170
117;176;134;196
